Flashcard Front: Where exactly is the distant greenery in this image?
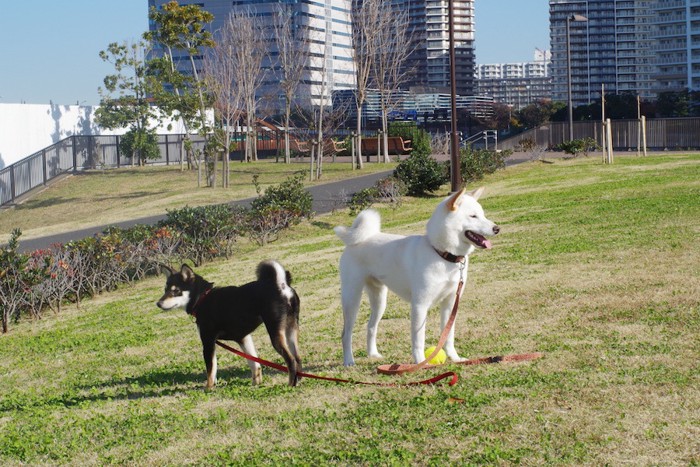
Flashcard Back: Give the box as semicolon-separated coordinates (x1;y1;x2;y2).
388;121;431;157
119;128;161;164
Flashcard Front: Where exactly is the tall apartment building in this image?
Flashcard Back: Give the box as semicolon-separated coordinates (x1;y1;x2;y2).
147;0;355;112
394;0;476;96
656;0;700;93
476;50;552;109
550;0;699;107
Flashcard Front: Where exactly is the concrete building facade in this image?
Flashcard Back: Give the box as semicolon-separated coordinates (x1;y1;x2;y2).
395;0;476;96
476;49;553;109
549;0;700;107
147;0;355;112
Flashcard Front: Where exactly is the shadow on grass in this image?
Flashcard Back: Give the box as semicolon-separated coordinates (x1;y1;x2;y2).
16;196;79;210
311;220;333;229
92;190;168;202
47;366;257;409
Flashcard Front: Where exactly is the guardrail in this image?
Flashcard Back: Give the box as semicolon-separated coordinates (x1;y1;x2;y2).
0;134;206;206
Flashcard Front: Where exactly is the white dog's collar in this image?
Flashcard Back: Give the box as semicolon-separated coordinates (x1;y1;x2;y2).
434;248;465;263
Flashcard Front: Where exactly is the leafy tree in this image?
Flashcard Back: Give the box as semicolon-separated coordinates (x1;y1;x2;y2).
516;99;563;129
655;90;700;118
145;1;216;184
119;128;160;164
96;41;161;166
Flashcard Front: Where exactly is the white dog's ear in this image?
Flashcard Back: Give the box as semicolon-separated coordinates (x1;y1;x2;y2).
469;187;485;200
447;188;466;211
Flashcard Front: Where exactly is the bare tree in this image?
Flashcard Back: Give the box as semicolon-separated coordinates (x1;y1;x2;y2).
203;21;247;188
221;8;267;163
350;0;382;169
371;4;414;162
273;5;310;164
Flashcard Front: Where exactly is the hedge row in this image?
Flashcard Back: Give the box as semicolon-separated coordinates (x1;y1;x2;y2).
0;172;312;333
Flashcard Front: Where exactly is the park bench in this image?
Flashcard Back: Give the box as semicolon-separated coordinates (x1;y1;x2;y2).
386;136;412;155
360;136;412;156
290;138;310;156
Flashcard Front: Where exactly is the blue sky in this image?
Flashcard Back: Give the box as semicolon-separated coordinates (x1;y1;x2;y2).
0;0;550;106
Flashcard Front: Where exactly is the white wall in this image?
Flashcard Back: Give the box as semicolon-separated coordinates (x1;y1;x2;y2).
0;103;190;169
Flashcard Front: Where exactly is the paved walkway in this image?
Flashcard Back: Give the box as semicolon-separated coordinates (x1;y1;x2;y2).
17;152;532;252
17;170;392;252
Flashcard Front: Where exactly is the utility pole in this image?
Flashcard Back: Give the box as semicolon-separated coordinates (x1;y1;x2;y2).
448;0;460;192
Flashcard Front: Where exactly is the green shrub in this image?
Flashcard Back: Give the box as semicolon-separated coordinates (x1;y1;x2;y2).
248;172;313;245
347;176;406;215
557;137;600;157
159;204;246;266
0;170;317;329
0;230;48;333
394;153;449;196
389;121;431;157
458;148;511;184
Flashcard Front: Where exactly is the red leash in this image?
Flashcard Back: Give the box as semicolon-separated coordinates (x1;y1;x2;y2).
215;340;459;387
216;256;542;386
377;260;466;375
376;259;544;375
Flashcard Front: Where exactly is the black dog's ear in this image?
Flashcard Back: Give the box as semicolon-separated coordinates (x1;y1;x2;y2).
180;264;195;282
161;263;175;278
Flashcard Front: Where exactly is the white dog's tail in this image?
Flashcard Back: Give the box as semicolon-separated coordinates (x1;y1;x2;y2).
334;209;381;246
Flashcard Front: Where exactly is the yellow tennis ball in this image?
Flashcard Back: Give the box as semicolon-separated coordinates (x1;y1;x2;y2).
424;346;447;365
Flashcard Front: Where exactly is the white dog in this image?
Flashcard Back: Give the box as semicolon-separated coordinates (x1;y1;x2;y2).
334;187;499;365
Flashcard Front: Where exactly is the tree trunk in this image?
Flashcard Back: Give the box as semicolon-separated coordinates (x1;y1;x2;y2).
355;103;364;169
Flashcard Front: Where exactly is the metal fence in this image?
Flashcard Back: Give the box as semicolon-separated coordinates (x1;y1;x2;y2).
3;117;699;206
498;117;700;152
0;134;208;206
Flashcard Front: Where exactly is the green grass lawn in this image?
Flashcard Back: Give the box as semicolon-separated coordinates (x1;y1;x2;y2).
1;153;698;465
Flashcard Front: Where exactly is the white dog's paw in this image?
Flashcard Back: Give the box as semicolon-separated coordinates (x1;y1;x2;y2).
446;351;465;362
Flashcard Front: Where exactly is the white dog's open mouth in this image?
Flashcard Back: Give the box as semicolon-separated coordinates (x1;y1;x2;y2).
465;231;492;249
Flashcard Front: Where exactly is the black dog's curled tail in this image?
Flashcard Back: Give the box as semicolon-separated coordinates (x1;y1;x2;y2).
256;260;293;288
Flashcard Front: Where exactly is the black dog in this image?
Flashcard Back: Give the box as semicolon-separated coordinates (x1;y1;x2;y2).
156;261;302;387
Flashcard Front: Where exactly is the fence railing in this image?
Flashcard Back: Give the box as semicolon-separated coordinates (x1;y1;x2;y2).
497;117;700;152
0;129;354;207
0;134;208;206
3;117;699;206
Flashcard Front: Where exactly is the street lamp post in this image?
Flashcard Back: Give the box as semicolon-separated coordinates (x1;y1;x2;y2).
566;14;587;141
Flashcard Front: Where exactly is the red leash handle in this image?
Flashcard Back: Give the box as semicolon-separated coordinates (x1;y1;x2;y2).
215;340;458;387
